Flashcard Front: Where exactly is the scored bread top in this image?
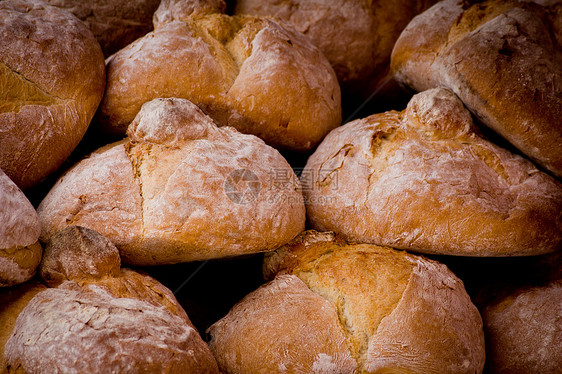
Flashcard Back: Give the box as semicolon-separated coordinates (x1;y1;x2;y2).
209;230;485;373
2;226;219;373
0;0;105;189
391;0;562;178
100;3;341;152
304;87;562;256
234;0;437;96
39;98;305;265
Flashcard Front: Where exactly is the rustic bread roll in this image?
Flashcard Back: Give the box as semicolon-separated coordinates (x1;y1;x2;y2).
477;278;562;373
44;0;161;56
0;0;106;189
208;230;485;373
234;0;436;96
391;0;562;178
99;2;341;151
2;226;219;373
303;88;562;256
0;169;42;287
38;98;305;265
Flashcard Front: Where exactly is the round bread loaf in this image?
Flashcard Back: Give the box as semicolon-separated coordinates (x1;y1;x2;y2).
208;230;485;373
234;0;436;96
38;98;305;265
0;0;106;189
44;0;161;56
0;169;42;287
303;88;562;256
478;279;562;373
391;0;562;178
2;226;219;373
99;2;341;151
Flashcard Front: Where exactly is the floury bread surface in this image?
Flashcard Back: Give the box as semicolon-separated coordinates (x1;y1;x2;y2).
2;226;219;373
44;0;161;56
234;0;436;96
38;98;305;265
0;169;42;287
391;0;562;177
303;88;562;256
477;275;562;373
99;0;341;151
208;230;485;373
0;0;105;189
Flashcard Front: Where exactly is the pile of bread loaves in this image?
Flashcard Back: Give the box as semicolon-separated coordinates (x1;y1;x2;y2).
1;0;561;373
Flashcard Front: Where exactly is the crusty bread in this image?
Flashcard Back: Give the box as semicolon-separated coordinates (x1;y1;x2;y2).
303;88;562;256
208;230;485;373
0;0;106;189
2;226;219;373
234;0;436;96
0;169;42;287
38;98;305;265
477;278;562;373
0;282;46;371
391;0;562;178
44;0;161;56
99;2;341;151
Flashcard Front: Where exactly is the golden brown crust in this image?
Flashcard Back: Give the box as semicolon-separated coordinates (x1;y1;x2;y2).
391;0;562;178
4;284;218;374
208;274;357;374
44;0;161;56
39;98;305;265
100;8;340;151
211;230;485;373
0;0;105;189
0;169;42;287
479;279;562;374
234;0;436;96
2;226;219;373
304;88;562;256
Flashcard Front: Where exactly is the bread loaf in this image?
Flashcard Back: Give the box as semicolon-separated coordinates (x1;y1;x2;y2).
234;0;436;96
477;278;562;373
2;226;219;373
0;169;42;287
44;0;161;56
303;88;562;256
38;98;305;265
0;282;46;370
99;1;341;151
208;230;485;373
0;0;105;189
391;0;562;178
